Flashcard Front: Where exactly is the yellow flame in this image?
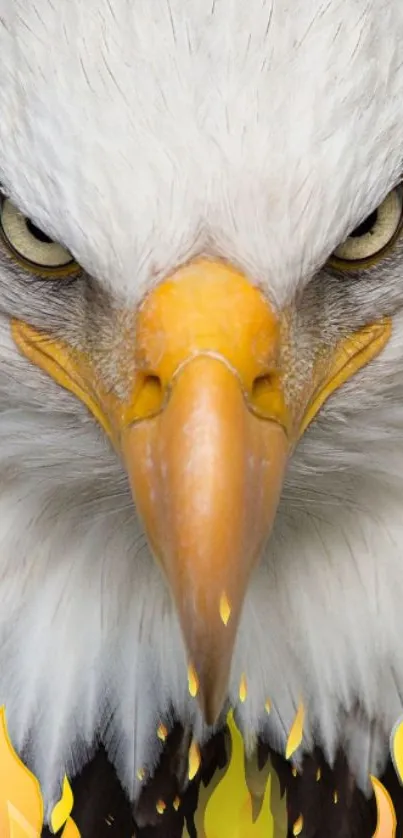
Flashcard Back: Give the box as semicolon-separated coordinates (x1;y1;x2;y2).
2;695;402;838
219;593;232;626
157;723;168;742
136;768;145;781
286;703;305;760
316;768;321;781
189;741;201;781
183;710;287;838
333;790;338;804
390;714;403;784
239;674;248;703
292;814;303;836
371;776;396;838
265;699;271;714
51;776;74;833
188;665;199;698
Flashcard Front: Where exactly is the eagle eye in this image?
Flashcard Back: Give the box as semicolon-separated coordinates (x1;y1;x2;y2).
331;186;403;269
0;197;78;275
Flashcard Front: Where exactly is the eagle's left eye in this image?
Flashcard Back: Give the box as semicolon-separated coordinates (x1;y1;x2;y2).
331;186;403;268
0;197;77;275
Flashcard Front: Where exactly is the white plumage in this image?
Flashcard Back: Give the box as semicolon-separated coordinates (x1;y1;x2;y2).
0;0;402;822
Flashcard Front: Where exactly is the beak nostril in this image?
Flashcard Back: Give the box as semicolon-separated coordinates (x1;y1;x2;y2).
144;373;163;393
132;373;165;420
250;371;287;427
251;372;277;401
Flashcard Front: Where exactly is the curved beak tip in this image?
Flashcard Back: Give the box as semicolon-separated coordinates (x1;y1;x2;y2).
190;658;230;726
198;686;227;727
183;606;241;726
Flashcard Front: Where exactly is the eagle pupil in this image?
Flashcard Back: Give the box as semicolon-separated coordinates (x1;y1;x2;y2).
26;219;53;244
350;210;378;238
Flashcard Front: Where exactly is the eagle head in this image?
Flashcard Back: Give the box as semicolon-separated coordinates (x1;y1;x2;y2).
0;0;402;815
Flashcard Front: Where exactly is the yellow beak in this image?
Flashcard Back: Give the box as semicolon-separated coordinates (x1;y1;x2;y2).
123;359;288;722
11;259;391;724
120;262;290;722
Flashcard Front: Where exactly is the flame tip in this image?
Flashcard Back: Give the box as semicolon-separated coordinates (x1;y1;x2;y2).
219;592;232;626
157;723;168;742
188;740;201;781
371;776;397;835
239;673;248;703
292;814;304;836
187;663;199;698
391;714;403;786
285;702;305;760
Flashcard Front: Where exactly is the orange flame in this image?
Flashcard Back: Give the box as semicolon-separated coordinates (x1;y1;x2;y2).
292;814;303;836
157;723;168;742
0;706;81;836
60;818;81;837
0;707;43;836
188;665;199;698
371;777;396;838
219;593;232;626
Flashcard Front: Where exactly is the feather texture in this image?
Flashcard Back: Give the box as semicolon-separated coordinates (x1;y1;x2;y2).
0;0;402;827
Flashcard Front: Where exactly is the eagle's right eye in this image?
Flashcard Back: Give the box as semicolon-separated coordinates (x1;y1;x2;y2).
0;197;78;275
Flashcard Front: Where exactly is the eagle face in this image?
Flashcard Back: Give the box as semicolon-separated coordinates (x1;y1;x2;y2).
0;0;402;813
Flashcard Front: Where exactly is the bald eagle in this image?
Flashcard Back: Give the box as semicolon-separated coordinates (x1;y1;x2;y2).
0;1;403;835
